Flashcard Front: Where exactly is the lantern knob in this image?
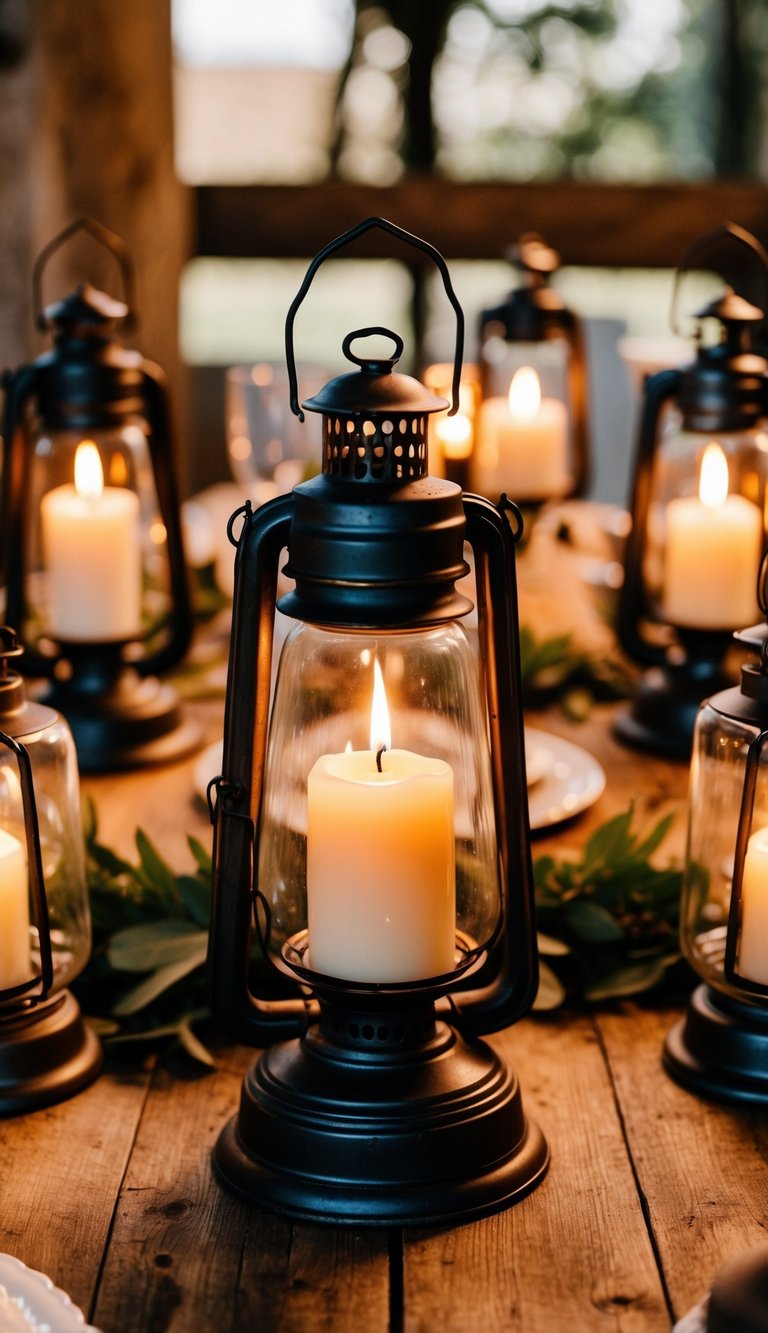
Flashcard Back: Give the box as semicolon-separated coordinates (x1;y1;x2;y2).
0;626;28;720
342;327;404;374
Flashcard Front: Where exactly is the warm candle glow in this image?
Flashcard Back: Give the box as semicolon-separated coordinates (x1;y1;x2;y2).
74;441;103;500
369;658;391;754
507;367;541;422
699;442;729;509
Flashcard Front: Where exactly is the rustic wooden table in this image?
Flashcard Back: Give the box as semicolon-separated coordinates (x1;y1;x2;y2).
1;688;767;1333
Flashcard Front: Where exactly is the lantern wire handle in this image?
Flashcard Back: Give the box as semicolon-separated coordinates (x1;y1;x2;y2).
32;215;136;331
285;216;464;421
670;220;768;338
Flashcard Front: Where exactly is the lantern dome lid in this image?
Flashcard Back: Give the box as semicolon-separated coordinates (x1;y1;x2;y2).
43;282;128;333
302;327;447;419
697;288;764;325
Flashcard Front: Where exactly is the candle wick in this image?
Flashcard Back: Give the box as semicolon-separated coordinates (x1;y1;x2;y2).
376;744;386;773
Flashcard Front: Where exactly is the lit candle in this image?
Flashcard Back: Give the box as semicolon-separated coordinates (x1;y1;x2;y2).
0;828;30;991
306;658;456;982
475;367;569;501
424;365;479;478
737;825;768;986
662;442;763;630
40;440;142;641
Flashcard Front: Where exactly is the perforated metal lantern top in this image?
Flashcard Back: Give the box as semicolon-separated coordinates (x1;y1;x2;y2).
302;327;446;484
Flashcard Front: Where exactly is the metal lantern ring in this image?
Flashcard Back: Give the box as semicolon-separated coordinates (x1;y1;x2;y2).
208;217;548;1227
616;221;768;759
0;217;197;771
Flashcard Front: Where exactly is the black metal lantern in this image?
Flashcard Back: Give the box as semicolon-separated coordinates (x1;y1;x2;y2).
474;232;589;503
0;627;101;1112
665;556;768;1103
0;217;197;771
208;218;548;1228
616;223;768;759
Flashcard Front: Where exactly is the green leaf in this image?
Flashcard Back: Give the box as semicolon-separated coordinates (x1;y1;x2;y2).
111;941;209;1016
563;899;626;943
187;835;212;876
176;875;211;929
584;955;672;1002
88;840;138;880
177;1017;216;1067
533;961;567;1010
537;931;571;957
582;808;634;870
633;812;676;863
107;920;207;973
135;829;179;901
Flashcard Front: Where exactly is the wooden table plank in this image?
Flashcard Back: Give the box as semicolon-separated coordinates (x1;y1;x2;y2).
91;1044;391;1333
0;1067;152;1319
402;1014;671;1332
597;1003;768;1326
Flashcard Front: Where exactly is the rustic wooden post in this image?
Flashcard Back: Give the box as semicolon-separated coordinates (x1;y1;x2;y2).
32;0;192;488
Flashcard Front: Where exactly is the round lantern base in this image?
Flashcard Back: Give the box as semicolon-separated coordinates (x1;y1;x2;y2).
664;984;768;1105
0;990;103;1116
45;667;200;773
214;999;548;1227
614;655;731;760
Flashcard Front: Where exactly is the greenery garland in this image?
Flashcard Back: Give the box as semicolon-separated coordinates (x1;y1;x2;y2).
73;800;690;1068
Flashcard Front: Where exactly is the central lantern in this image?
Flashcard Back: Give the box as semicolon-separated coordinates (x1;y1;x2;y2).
208;218;548;1226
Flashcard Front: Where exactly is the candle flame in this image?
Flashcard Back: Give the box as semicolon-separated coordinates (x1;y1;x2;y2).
699;442;729;509
74;441;104;500
507;367;541;422
369;657;391;754
435;412;472;458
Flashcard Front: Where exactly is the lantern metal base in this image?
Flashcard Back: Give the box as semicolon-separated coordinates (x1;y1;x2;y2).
213;998;548;1227
45;666;200;773
0;990;102;1115
664;983;768;1105
614;656;731;760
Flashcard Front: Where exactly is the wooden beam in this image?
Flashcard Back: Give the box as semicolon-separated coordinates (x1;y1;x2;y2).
195;178;768;269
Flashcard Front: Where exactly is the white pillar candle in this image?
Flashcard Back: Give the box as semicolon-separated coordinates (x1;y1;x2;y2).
475;366;569;501
662;442;762;630
738;825;768;987
306;659;456;983
0;828;30;992
40;440;142;642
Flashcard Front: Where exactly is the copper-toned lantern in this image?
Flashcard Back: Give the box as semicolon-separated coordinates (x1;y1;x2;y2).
616;223;768;759
208;218;548;1227
0;217;196;771
474;233;589;504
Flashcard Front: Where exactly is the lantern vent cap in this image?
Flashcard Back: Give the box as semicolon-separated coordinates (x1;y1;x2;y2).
43;282;128;333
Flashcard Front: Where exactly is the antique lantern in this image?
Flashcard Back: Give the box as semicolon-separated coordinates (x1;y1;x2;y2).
615;223;768;759
0;626;100;1112
474;232;589;504
208;218;548;1227
665;555;768;1103
0;217;196;771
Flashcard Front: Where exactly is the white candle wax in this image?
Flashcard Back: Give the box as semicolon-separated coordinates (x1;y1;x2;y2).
662;443;762;630
307;747;456;983
40;441;142;642
0;828;30;992
738;826;768;987
475;367;569;501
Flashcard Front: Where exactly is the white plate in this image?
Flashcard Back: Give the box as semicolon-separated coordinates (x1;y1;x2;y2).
0;1253;102;1332
525;726;606;830
197;730;603;832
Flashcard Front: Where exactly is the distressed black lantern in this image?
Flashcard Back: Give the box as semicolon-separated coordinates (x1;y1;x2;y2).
474;233;589;503
0;627;100;1112
208;218;548;1227
0;217;196;771
665;556;768;1103
616;223;768;759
